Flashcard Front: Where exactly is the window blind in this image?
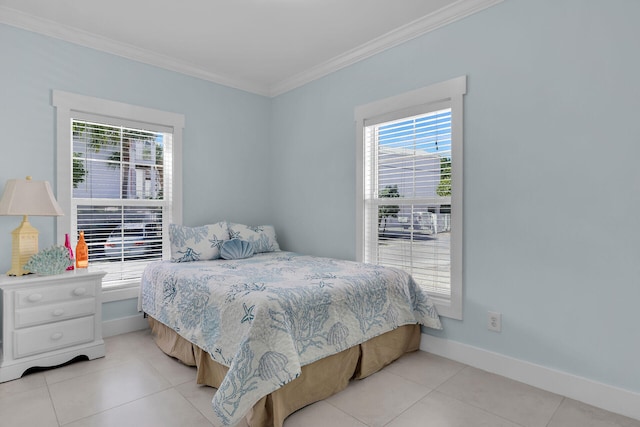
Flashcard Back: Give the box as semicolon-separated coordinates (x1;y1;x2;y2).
71;119;173;287
363;109;452;295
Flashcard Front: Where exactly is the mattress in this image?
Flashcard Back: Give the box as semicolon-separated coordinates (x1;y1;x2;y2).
140;251;441;425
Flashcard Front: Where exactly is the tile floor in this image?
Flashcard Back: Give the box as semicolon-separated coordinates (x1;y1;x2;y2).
1;329;638;427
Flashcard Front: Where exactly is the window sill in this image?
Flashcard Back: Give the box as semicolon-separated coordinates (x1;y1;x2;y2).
430;294;462;320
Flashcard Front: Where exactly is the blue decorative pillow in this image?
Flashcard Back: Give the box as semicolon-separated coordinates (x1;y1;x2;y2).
220;239;254;260
227;223;280;254
169;222;229;262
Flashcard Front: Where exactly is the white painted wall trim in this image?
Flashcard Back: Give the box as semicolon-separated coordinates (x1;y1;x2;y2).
102;314;149;338
421;334;640;421
100;322;640;420
0;6;268;96
270;0;503;96
0;0;503;97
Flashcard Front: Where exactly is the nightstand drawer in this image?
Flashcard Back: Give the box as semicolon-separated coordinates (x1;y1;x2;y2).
14;298;96;329
1;270;106;382
13;316;95;359
15;281;96;309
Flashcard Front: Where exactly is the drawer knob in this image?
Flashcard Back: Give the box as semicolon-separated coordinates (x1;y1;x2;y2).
52;309;65;317
72;287;87;296
50;332;64;341
27;293;43;303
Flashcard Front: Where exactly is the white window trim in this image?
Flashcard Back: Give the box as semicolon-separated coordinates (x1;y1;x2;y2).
52;90;184;301
355;76;466;319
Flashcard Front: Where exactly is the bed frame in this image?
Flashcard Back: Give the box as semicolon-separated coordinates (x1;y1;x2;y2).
148;317;420;427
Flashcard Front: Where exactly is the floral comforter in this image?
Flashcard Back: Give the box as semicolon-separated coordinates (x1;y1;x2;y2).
140;251;441;426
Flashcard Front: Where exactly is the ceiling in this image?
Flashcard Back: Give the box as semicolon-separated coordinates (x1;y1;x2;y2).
0;0;501;96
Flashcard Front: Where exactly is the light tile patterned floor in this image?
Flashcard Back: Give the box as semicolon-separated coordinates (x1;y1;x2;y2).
1;329;638;427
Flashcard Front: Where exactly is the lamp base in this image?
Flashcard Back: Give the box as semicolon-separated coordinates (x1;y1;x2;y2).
6;215;38;276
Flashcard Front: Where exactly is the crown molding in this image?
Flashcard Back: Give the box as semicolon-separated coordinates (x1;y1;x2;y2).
0;6;271;96
268;0;504;97
1;0;502;98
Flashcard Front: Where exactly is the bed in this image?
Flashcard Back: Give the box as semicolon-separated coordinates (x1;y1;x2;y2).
140;224;441;427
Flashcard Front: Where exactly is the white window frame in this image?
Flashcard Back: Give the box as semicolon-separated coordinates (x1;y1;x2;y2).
355;76;466;319
53;90;184;300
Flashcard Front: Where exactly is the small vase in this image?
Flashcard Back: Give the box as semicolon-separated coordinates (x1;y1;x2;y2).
64;233;75;271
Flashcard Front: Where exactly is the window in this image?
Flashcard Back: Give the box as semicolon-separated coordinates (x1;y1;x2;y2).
355;76;466;319
53;91;184;290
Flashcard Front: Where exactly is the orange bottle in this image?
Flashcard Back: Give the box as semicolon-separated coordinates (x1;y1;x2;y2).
76;231;89;268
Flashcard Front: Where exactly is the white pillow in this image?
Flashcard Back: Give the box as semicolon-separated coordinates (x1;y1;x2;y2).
169;221;229;262
227;223;280;253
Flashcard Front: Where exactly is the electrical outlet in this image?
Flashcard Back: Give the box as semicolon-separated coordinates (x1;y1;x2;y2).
488;311;502;332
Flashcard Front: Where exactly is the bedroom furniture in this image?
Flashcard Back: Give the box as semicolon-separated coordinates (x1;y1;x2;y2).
149;317;420;427
0;270;106;382
141;250;441;427
0;176;65;276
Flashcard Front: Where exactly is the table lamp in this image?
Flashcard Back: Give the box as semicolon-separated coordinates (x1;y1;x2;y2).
0;176;64;276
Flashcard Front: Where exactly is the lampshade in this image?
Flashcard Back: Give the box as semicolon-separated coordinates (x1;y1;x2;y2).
0;176;64;276
0;176;64;216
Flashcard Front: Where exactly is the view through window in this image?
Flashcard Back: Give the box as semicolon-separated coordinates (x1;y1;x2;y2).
366;109;452;295
356;76;465;319
54;90;184;291
71;119;172;287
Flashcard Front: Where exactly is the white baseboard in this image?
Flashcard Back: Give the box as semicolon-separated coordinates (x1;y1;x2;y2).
420;334;640;421
102;314;149;338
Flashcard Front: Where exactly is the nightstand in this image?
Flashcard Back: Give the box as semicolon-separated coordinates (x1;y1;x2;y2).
0;270;106;382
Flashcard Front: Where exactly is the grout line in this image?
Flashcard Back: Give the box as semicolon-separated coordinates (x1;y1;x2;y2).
57;389;169;426
544;397;565;427
44;376;62;427
381;388;437;427
323;397;372;427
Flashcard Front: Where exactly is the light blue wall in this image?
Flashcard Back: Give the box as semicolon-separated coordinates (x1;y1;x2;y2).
270;0;640;393
0;23;272;240
1;0;639;397
0;24;271;320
